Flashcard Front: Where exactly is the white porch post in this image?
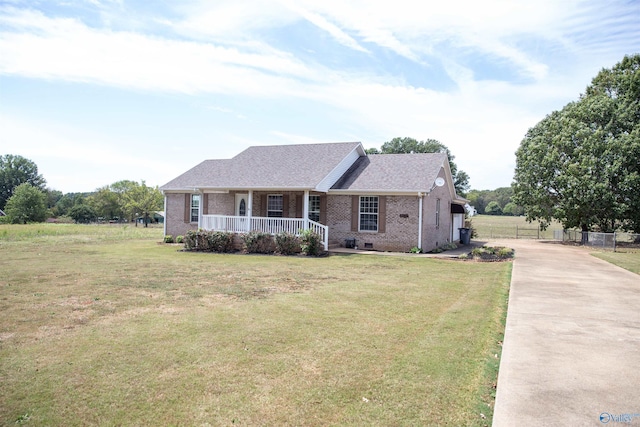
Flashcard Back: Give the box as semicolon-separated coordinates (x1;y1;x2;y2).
303;190;310;230
197;189;203;229
247;190;253;232
418;192;424;250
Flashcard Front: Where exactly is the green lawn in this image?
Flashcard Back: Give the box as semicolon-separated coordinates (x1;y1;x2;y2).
591;251;640;275
0;224;511;426
470;214;563;239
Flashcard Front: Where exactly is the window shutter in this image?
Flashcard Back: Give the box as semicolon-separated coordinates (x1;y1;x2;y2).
320;195;327;224
351;195;359;231
184;193;190;223
378;196;386;233
202;193;209;215
283;194;289;217
261;195;267;217
295;195;302;218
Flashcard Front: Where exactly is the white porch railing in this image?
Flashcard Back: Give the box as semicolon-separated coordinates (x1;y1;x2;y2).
201;215;328;251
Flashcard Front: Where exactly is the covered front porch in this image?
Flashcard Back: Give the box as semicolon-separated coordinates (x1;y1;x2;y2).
196;190;329;250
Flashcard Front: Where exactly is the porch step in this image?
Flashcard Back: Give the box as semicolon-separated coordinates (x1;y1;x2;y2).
327;241;342;250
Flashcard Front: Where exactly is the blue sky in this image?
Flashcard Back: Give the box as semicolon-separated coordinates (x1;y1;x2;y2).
1;0;639;193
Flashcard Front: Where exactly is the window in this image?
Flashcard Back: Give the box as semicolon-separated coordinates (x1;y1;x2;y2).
436;198;441;229
359;196;378;231
190;194;200;223
308;195;320;222
267;194;283;217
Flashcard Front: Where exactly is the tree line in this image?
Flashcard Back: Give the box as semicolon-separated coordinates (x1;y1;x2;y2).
0;154;163;227
466;187;523;216
8;52;638;236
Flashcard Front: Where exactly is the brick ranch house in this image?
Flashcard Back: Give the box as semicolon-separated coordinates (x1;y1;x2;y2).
160;142;468;252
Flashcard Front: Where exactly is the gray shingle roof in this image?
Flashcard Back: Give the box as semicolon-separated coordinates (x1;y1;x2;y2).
331;153;447;192
160;143;449;194
160;142;362;191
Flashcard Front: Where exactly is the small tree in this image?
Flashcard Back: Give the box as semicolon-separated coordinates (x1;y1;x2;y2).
503;202;523;216
122;181;163;227
368;137;471;195
0;155;46;210
485;201;503;216
68;204;97;224
4;183;48;224
87;186;121;221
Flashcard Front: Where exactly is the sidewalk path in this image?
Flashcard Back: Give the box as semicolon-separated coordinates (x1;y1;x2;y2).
492;240;640;426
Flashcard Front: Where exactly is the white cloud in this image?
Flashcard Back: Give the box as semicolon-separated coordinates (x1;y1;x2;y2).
278;0;369;54
1;0;638;191
0;8;320;97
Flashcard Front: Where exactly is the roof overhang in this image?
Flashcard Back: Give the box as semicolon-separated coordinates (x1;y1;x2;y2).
162;186;324;194
328;189;431;196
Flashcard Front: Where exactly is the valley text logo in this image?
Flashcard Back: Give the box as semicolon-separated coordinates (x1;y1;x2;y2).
600;412;640;424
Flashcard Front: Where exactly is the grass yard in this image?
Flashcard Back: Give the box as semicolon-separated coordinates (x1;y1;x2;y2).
1;224;511;426
591;251;640;275
470;214;563;240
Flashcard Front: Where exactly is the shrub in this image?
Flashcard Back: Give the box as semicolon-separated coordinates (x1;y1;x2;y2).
175;235;184;244
164;235;174;243
497;247;514;258
470;246;514;260
184;230;198;250
183;230;235;252
464;219;478;238
207;231;235;253
300;229;322;256
410;246;422;253
242;232;275;254
471;247;488;258
196;230;212;251
275;232;300;255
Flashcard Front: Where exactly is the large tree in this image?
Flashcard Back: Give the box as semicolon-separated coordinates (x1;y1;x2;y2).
367;137;470;195
0;155;46;210
513;54;640;232
4;183;48;224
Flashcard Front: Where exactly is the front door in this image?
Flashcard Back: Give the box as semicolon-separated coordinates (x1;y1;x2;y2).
235;194;248;216
235;193;248;232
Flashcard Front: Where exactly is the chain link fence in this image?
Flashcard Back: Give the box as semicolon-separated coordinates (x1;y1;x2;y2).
555;230;640;252
473;225;558;239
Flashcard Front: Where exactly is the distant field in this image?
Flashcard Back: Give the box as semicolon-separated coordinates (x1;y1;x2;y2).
470;215;564;239
0;223;511;426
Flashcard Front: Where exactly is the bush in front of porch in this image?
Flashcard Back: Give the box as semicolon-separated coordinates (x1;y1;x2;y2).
184;230;235;253
242;231;276;254
275;232;300;255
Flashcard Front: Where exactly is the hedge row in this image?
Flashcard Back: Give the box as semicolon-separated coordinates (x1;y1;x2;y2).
176;229;323;256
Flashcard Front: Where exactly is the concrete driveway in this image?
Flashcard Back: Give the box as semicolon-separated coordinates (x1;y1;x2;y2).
492;240;640;426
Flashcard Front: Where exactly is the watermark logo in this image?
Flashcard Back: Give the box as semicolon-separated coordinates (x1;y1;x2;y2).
600;412;640;424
